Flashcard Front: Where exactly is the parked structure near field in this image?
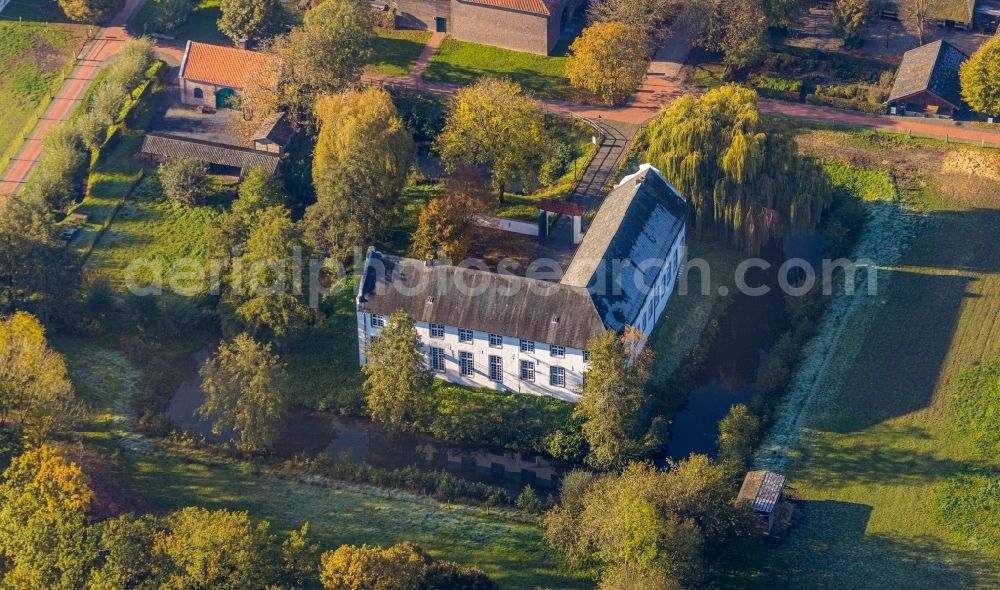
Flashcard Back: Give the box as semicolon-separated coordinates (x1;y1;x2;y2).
392;0;583;54
356;164;687;401
738;471;787;534
888;40;969;118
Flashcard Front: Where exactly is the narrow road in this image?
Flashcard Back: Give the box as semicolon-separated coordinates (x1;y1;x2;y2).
0;0;143;194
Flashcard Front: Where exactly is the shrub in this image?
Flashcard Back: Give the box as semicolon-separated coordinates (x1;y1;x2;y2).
805;92;886;115
539;142;576;186
393;91;446;143
951;360;1000;456
933;470;1000;550
159;158;210;205
24;124;88;211
144;0;194;33
515;485;543;515
57;0;125;23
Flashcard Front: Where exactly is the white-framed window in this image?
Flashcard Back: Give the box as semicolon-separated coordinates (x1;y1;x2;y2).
520;360;535;381
458;328;474;343
519;339;534;353
459;352;474;376
550;366;566;387
489;333;503;348
583;350;590;362
429;323;445;338
489;355;503;382
430;346;445;372
370;314;384;327
550;345;565;358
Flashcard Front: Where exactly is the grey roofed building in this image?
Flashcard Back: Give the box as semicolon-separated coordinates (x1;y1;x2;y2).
888;40;969;111
138;133;281;176
251;113;295;153
561;165;688;332
358;252;606;350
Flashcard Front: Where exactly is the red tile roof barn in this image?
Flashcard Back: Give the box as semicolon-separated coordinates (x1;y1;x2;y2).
458;0;556;15
179;41;277;89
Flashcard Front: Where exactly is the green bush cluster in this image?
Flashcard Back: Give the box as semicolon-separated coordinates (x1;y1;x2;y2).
748;74;802;93
539;141;578;186
426;383;586;461
392;91;446;143
303;452;514;507
933;469;1000;550
762;46;894;85
141;0;194;34
805;92;886;115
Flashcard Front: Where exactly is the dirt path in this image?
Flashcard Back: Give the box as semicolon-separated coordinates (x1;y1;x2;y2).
0;0;144;194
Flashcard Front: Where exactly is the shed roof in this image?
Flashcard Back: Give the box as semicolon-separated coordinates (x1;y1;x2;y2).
179;41;277;89
928;0;976;22
139;133;281;174
457;0;558;16
888;40;968;108
737;471;786;514
251;113;295;146
357;252;606;350
561;165;687;332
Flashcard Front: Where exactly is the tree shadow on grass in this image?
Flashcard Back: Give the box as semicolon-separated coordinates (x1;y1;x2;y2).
422;62;568;101
821;206;1000;433
716;499;998;589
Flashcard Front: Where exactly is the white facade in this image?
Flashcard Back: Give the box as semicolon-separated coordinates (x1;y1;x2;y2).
357;314;589;402
632;227;686;340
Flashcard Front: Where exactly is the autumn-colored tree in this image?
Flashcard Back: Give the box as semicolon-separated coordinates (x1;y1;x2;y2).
644;85;831;253
574;330;652;470
0;312;80;442
304;88;414;257
272;0;373;126
960;34;1000;117
88;514;165;590
831;0;869;49
198;334;288;452
410;167;494;262
57;0;124;23
159;158;210;205
319;542;496;590
362;311;433;430
567;22;650;106
153;507;283;589
0;445;95;590
218;0;277;45
435;77;552;202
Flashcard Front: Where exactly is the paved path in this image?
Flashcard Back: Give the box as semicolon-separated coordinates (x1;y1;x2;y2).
0;0;144;194
410;32;445;78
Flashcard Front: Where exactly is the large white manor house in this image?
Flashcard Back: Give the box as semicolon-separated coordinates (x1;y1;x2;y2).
356;165;688;401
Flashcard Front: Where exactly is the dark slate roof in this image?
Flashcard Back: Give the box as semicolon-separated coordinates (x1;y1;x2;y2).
139;133;280;174
737;471;786;513
357;252;606;350
251;113;295;146
888;40;969;108
561;165;687;332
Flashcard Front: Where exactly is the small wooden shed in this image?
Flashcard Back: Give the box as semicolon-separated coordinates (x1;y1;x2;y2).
737;470;786;534
888;40;969;118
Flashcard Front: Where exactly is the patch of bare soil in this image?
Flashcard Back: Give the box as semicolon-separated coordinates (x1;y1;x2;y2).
33;37;66;73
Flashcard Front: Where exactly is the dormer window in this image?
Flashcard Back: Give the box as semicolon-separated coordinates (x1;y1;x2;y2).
550;345;565;358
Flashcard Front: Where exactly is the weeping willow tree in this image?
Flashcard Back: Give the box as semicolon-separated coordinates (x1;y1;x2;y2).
645;85;831;253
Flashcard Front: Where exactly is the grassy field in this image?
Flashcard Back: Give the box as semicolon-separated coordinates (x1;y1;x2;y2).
718;129;1000;588
367;28;431;77
133;0;229;44
422;38;571;101
0;1;87;163
53;333;588;590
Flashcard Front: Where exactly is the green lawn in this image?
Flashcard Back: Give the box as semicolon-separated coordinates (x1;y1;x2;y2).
367;28;431;77
143;0;228;44
718;130;1000;588
422;37;571;101
0;1;87;165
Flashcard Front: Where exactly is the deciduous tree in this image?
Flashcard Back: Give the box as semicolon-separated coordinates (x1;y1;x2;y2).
410;167;494;262
0;312;80;442
198;334;288;452
901;0;930;46
715;404;760;481
435;77;552;202
318;542;496;590
566;22;650;106
57;0;124;23
644;85;831;253
960;34;1000;117
574;330;652;470
698;0;769;75
362;311;433;430
143;0;194;33
218;0;278;45
273;0;374;126
159;158;210;205
0;445;95;590
831;0;869;49
87;514;164;590
304;88;414;257
586;0;681;42
24;124;87;212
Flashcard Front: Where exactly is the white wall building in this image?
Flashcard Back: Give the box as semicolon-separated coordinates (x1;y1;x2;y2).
356;164;687;401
